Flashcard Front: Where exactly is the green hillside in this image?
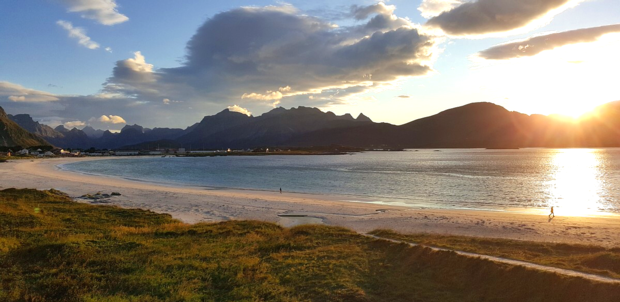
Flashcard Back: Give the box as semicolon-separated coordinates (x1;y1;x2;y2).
0;106;51;148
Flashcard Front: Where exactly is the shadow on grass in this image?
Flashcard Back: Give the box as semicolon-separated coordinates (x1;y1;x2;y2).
1;188;620;301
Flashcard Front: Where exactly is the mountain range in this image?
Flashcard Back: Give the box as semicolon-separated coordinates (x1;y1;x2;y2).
0;108;50;148
3;101;620;150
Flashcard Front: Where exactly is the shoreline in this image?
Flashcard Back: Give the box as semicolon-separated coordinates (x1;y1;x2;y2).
2;157;620;247
58;156;620;218
57;158;532;215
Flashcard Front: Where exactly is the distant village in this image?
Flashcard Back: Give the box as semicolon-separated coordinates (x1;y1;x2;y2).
0;147;333;158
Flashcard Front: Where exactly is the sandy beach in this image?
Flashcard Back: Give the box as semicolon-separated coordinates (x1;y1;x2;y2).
1;157;619;247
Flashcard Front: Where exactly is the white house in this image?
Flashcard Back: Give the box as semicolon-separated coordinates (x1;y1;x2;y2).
17;149;29;155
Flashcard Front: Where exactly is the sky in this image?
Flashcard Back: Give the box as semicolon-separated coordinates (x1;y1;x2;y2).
1;0;619;131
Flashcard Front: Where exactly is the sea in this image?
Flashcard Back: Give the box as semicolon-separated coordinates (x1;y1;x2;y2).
61;149;620;215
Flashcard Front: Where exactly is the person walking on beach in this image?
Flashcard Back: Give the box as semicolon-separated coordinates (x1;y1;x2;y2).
280;188;282;194
549;206;555;219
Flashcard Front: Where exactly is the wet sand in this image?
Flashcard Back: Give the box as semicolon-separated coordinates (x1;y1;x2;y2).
1;157;619;247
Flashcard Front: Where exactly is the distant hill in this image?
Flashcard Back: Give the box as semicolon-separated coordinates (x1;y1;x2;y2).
95;124;191;150
176;107;374;149
52;126;94;149
7;114;63;138
8;114;194;149
9;101;620;150
81;126;105;138
0;106;51;148
252;102;620;149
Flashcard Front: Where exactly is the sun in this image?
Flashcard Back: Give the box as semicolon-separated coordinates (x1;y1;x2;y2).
470;33;620;119
552;101;596;120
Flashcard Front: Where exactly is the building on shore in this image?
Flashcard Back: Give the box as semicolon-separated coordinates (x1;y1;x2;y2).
114;151;140;156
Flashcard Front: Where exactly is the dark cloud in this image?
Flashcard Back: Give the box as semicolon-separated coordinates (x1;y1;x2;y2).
2;4;442;129
106;4;439;112
426;0;581;36
477;24;620;60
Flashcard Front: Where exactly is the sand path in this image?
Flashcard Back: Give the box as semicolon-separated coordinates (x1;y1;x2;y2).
367;234;620;284
1;157;620;248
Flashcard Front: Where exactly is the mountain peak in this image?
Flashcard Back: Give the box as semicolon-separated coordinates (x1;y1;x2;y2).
356;113;372;122
82;126;105;138
341;113;354;120
0;107;51;148
262;107;287;117
55;125;68;132
121;124;145;133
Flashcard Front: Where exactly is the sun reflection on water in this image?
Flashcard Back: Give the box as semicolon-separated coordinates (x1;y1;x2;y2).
547;149;605;216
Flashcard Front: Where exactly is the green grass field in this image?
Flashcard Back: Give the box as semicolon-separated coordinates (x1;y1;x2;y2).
2;188;620;301
371;229;620;279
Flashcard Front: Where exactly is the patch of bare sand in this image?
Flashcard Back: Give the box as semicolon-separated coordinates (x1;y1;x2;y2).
1;157;619;247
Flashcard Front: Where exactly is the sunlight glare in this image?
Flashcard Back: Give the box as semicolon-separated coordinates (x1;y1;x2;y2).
547;149;604;216
469;33;620;119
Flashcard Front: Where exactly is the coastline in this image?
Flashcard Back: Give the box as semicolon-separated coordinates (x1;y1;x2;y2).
2;157;620;247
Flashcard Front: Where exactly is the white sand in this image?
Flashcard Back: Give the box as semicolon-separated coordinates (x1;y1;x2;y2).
1;157;619;247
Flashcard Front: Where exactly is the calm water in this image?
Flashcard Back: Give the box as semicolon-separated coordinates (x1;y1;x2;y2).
62;149;620;214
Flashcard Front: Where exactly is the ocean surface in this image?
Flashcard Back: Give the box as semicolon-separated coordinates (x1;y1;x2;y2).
61;149;620;214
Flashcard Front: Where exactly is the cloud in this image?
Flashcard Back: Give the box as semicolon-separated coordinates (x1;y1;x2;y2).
8;96;26;102
477;24;620;60
398;95;411;98
64;120;86;129
418;0;463;18
116;51;153;74
242;91;283;101
351;3;395;20
425;0;583;37
102;4;439;112
0;82;59;102
91;115;126;124
105;47;112;53
3;4;443;130
163;98;170;105
103;51;158;96
56;20;100;49
227;105;252;116
59;0;128;26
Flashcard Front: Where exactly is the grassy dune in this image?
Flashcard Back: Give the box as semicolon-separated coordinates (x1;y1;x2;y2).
371;230;620;279
1;188;620;301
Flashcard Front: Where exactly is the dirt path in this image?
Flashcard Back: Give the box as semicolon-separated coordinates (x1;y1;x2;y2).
366;234;620;285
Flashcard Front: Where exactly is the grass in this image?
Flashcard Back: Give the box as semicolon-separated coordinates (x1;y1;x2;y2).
370;229;620;279
1;188;620;301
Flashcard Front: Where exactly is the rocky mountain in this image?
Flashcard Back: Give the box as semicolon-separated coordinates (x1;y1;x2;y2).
8;113;193;149
9;101;620;150
51;126;94;149
7;114;63;138
81;126;105;139
274;102;620;149
0;106;51;148
175;107;374;149
94;125;190;150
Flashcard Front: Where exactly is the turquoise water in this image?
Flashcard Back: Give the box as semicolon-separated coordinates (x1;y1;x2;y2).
62;149;620;213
